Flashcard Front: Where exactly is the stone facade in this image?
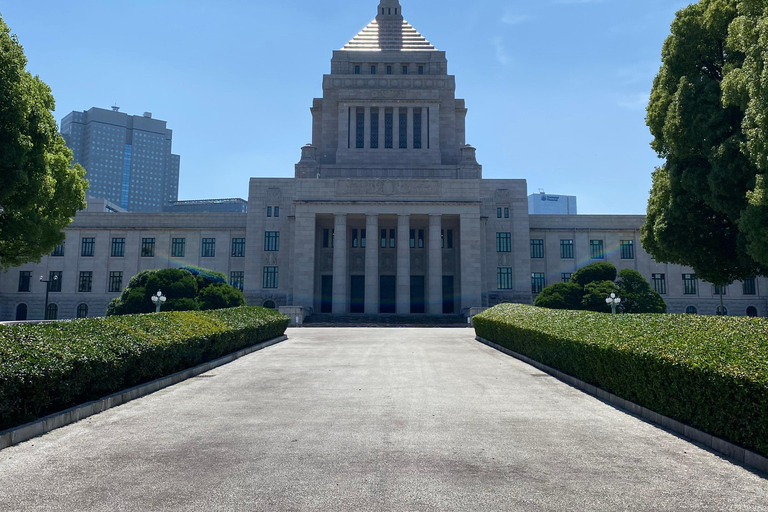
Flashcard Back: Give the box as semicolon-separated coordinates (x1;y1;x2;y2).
0;0;766;320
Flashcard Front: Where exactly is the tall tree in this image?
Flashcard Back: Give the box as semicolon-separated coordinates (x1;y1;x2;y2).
642;0;767;285
0;15;87;270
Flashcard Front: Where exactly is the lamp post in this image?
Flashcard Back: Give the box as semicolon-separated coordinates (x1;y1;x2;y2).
151;290;167;313
605;292;621;315
39;274;58;320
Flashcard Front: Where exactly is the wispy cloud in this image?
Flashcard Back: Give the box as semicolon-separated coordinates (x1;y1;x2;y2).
493;37;510;66
616;92;650;111
501;13;532;25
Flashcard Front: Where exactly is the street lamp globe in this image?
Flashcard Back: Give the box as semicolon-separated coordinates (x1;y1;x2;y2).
605;292;621;314
151;290;167;312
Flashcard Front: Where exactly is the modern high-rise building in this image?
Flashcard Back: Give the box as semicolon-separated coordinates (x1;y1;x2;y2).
60;107;180;212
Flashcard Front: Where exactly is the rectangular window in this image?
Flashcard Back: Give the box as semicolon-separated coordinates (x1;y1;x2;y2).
231;238;246;257
620;240;635;259
402;65;408;74
352;229;359;248
531;273;546;294
410;229;416;248
447;229;453;249
48;271;62;292
389;229;396;248
560;239;574;259
274;206;280;217
263;266;278;289
384;108;393;149
743;278;756;295
141;238;155;257
354;65;361;74
496;233;512;252
418;229;424;248
78;271;93;293
267;206;272;217
201;238;216;257
713;285;728;296
399;111;407;148
81;237;95;257
172;238;186;257
109;271;123;293
381;229;387;249
562;273;572;283
111;237;125;257
361;229;366;248
370;65;376;74
418;65;424;75
413;108;422;149
264;231;280;252
497;268;513;290
18;271;31;292
370;109;379;149
230;271;244;291
386;65;392;75
683;274;697;295
504;208;510;218
652;273;667;294
323;228;331;248
356;107;365;149
51;243;65;257
590;240;605;260
497;208;502;218
530;239;544;259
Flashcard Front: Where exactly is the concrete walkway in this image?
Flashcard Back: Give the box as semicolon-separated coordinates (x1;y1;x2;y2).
0;328;765;511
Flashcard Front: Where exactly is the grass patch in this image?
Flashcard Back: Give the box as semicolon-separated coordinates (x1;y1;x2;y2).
473;304;768;457
0;307;288;431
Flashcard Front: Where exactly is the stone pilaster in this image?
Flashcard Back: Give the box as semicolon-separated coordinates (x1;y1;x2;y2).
393;107;400;149
377;107;386;150
364;107;371;149
428;214;443;314
332;214;348;314
406;107;414;150
459;212;482;311
365;214;379;314
396;214;410;314
293;212;316;312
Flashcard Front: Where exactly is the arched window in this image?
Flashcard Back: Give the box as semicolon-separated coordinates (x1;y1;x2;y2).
15;303;28;321
45;303;58;320
263;300;276;309
77;303;89;318
746;306;758;318
716;306;728;316
685;306;697;315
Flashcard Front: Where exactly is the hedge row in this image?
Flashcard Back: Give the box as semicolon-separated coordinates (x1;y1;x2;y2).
473;304;768;457
0;307;289;431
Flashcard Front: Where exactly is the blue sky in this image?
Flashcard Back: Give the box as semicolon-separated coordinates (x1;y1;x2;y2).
2;0;692;214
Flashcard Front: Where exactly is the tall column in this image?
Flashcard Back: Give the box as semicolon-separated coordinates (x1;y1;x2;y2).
396;214;411;314
365;214;379;314
378;106;386;150
428;214;443;314
293;212;317;312
364;107;371;149
428;104;440;151
406;107;414;150
393;107;400;149
332;214;348;314
459;212;482;312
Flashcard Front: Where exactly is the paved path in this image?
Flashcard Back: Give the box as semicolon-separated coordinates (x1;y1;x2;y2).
0;328;766;511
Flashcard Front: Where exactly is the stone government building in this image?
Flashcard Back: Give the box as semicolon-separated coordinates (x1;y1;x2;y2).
1;0;766;321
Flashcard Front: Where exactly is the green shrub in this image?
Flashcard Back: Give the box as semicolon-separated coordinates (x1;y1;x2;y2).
473;304;768;457
571;262;617;288
533;282;582;310
0;307;289;431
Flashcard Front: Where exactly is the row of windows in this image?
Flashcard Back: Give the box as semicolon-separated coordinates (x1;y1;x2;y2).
266;206;280;217
526;239;635;260
14;303;89;321
352;107;426;149
320;228;455;249
353;64;424;75
51;238;248;259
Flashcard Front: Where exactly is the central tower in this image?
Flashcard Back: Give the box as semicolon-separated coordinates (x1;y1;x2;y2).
295;0;481;180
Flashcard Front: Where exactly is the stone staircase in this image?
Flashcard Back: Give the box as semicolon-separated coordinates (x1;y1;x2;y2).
302;314;468;327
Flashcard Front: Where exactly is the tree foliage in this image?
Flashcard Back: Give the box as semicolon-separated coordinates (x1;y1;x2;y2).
616;269;668;314
0;15;88;270
571;262;617;288
642;0;768;284
532;282;582;310
107;267;245;316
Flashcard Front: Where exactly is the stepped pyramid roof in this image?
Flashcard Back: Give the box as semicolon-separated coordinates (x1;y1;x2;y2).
342;7;437;52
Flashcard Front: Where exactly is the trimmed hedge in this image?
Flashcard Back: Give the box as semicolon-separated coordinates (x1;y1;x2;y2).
473;304;768;457
0;307;289;431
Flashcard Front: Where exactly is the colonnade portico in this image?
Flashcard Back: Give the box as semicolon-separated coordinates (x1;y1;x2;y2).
291;202;482;315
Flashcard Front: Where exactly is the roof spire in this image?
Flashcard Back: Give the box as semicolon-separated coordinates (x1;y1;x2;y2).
377;0;402;19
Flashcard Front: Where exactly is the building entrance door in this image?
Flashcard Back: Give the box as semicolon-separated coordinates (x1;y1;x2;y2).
442;276;455;314
321;276;333;313
410;276;425;313
350;276;365;313
380;276;396;313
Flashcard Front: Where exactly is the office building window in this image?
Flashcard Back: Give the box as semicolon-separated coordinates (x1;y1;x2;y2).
18;271;32;292
413;108;422;149
441;229;454;249
361;229;366;248
109;271;123;293
81;237;95;257
172;238;186;257
141;238;155;257
230;271;244;291
51;243;65;257
399;111;407;148
562;273;572;283
381;229;387;248
369;109;379;149
354;65;361;74
409;229;415;248
274;206;280;217
496;233;512;252
590;240;605;260
356;107;365;149
231;238;246;257
683;274;697;295
418;229;424;248
45;303;58;320
263;267;278;289
686;306;698;315
652;273;666;294
202;238;216;257
497;208;502;218
352;229;360;248
620;240;635;259
747;306;758;317
323;228;332;248
111;237;125;257
497;268;513;289
713;285;728;296
560;239;574;259
76;303;89;318
418;65;424;74
48;271;62;292
78;271;93;293
264;231;280;252
531;273;546;294
743;278;756;295
384;108;394;148
371;65;376;74
267;206;272;217
386;65;392;74
402;65;408;74
504;208;510;218
530;239;544;259
389;229;396;248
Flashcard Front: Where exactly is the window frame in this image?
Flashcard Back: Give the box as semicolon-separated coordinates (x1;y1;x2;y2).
263;266;279;289
18;271;32;292
141;238;156;258
496;232;512;253
109;271;123;293
652;273;667;295
497;267;513;290
78;271;93;293
589;239;605;260
80;237;95;257
531;273;546;294
560;239;574;259
231;238;246;258
264;231;280;252
111;237;125;258
171;238;186;258
620;240;635;260
530;239;544;259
